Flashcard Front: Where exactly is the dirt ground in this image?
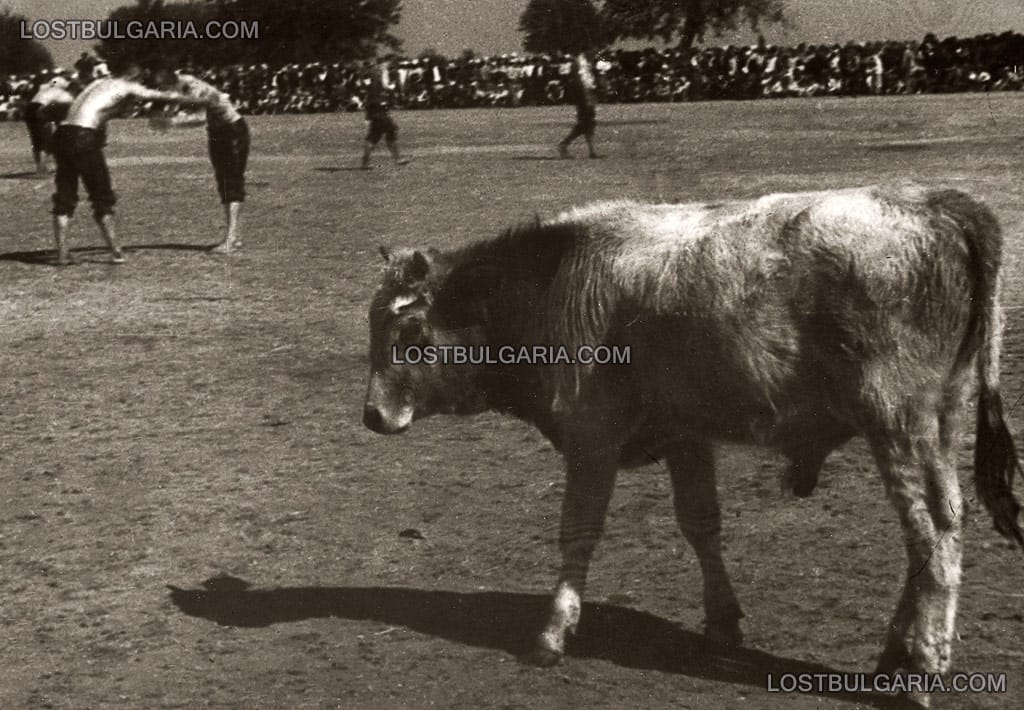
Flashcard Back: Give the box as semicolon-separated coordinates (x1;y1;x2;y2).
1;95;1022;709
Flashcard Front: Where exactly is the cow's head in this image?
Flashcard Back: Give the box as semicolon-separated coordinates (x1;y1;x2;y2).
363;246;488;434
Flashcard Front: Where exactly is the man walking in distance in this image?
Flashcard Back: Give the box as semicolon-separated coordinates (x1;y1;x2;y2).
558;52;599;159
51;64;206;266
153;68;249;254
360;57;409;169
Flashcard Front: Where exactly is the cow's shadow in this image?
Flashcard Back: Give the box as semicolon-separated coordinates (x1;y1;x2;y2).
168;575;909;709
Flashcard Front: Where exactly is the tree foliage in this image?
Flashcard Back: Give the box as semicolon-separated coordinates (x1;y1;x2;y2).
519;0;607;54
0;8;55;75
97;0;403;70
602;0;786;49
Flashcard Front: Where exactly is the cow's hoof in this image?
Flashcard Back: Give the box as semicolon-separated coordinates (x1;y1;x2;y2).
874;641;911;675
525;645;563;667
704;620;743;649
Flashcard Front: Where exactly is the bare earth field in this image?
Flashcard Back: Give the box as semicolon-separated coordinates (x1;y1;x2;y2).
1;94;1023;709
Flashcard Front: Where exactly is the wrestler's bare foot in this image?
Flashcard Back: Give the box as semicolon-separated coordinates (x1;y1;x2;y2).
210;241;240;254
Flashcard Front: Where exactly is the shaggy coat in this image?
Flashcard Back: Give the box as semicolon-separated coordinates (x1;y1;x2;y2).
364;184;1022;706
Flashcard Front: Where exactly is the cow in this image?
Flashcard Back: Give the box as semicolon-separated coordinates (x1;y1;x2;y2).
363;185;1023;706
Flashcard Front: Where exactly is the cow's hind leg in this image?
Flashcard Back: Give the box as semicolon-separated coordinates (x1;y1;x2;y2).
532;434;618;665
667;438;744;647
867;411;962;692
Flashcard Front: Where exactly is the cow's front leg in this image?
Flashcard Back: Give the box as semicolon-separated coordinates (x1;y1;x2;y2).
532;435;619;665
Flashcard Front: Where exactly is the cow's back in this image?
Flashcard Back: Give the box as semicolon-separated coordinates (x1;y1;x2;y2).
545;185;977;444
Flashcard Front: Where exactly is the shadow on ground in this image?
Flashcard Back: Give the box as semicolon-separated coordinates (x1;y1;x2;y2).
0;243;215;266
169;575;910;709
527;119;666;127
0;170;47;180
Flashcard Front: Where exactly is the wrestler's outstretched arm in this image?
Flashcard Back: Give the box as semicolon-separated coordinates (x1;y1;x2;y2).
128;82;212;109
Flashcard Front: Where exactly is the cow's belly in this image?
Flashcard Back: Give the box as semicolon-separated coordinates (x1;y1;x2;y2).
618;397;852;468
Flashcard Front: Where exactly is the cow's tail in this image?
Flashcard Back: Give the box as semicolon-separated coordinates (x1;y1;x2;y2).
935;189;1024;549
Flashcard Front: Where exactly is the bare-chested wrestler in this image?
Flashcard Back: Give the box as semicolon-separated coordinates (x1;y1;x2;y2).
51;65;209;266
25;73;79;175
152;69;249;253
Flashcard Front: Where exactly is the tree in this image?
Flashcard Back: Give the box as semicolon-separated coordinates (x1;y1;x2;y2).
602;0;786;49
0;8;55;75
519;0;607;55
97;0;403;69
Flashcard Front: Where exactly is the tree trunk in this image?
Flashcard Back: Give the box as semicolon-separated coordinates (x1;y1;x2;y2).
678;1;705;50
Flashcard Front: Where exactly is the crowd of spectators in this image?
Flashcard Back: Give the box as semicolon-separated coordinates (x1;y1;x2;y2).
2;31;1022;120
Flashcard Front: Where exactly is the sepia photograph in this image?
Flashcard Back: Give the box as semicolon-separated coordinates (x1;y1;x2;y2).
1;1;1022;707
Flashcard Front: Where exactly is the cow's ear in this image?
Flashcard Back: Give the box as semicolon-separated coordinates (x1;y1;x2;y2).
406;249;433;283
379;245;392;262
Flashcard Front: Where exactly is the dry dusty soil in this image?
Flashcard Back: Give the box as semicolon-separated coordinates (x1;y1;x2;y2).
1;94;1023;709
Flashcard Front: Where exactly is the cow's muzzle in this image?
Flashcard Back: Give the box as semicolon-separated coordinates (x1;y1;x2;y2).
363;404;410;434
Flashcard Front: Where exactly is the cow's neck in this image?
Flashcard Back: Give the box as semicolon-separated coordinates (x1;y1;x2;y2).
440;220;579;444
473;283;561;438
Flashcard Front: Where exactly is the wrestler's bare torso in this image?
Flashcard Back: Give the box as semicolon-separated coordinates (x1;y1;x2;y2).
175;74;241;127
32;78;76;108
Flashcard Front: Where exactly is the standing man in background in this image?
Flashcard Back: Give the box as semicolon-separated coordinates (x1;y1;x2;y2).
360;56;409;169
558;52;599;159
